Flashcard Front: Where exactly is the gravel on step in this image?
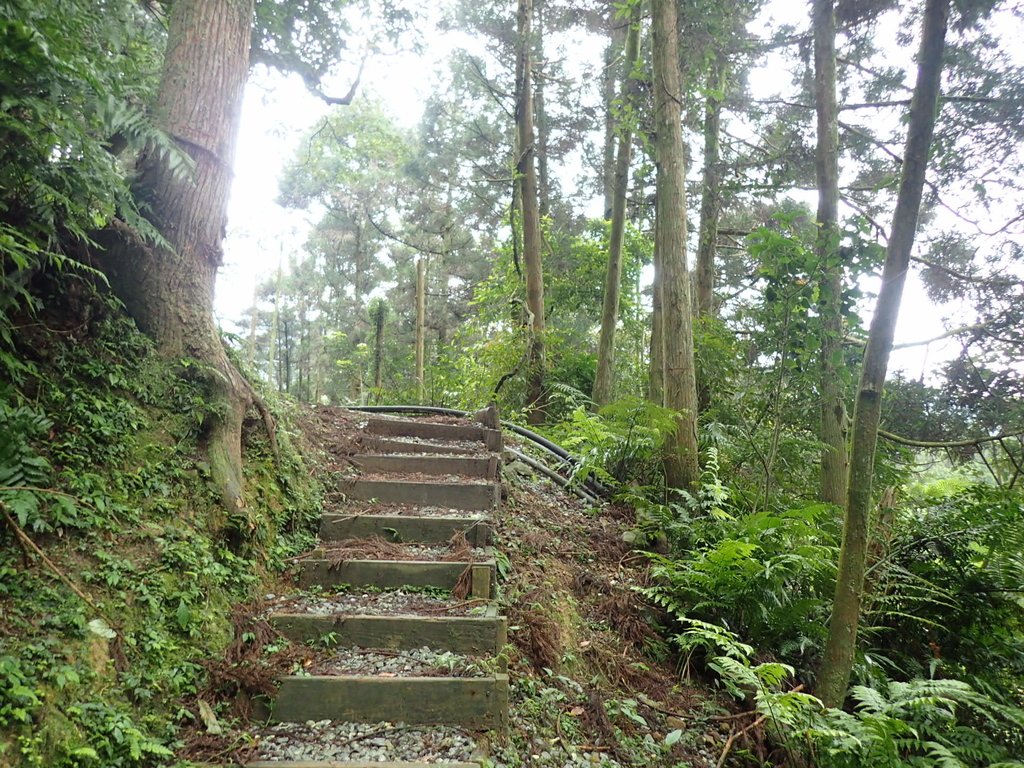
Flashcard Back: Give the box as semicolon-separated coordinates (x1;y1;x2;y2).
307;645;485;677
323;501;492;518
253;719;477;763
349;470;493;484
365;435;484;450
274;589;488;617
320;542;486;561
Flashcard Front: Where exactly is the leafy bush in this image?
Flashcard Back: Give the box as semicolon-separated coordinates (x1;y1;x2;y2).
865;485;1024;722
544;396;678;490
641;501;840;667
786;677;1024;767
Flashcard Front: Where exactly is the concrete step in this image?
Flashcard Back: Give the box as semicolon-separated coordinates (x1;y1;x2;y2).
269;673;509;731
299;559;494;599
363;418;502;451
269;609;507;655
343;479;499;510
320;513;493;546
351;453;499;479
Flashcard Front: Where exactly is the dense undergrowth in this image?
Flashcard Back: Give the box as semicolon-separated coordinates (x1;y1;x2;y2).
535;398;1024;767
0;276;320;767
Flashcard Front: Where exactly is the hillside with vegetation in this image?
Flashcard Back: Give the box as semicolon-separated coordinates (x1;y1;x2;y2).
2;0;1023;766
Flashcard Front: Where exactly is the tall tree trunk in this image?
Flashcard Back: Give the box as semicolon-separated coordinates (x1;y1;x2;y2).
649;241;665;405
246;282;258;369
269;262;282;391
97;0;257;511
601;12;628;219
298;296;308;400
312;321;324;403
415;258;426;402
817;0;949;708
651;0;700;491
695;54;725;319
814;0;849;507
372;300;386;392
535;0;551;219
516;0;547;424
592;5;641;409
694;53;726;415
282;319;292;393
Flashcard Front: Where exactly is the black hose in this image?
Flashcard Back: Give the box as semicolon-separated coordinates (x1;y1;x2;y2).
346;404;611;499
505;447;600;504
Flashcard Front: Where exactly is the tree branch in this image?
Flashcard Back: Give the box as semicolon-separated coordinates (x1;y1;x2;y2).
891;321;991;349
878;428;1022;449
308;52;368;106
364;208;448;257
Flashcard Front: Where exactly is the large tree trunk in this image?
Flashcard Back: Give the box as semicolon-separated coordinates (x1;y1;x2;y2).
817;0;949;708
651;0;700;492
813;0;849;507
98;0;257;512
269;261;282;391
516;0;547;424
695;54;725;319
592;5;641;408
372;300;386;392
649;241;664;406
694;53;726;415
415;258;426;401
534;0;551;219
601;12;628;219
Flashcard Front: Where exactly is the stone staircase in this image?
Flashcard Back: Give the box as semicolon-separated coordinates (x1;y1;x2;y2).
240;413;509;766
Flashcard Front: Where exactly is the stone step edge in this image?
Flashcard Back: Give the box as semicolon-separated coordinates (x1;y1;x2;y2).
363;418;502;452
299;559;495;600
269;611;507;655
268;673;510;731
357;436;482;456
350;453;499;479
319;513;493;547
340;479;501;511
308;546;496;559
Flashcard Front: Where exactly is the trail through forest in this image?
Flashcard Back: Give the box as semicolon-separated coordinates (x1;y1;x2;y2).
178;408;737;768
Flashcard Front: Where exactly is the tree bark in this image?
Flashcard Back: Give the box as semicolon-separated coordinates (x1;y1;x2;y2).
649;241;664;406
415;258;426;402
694;53;726;415
813;0;849;507
651;0;700;492
601;12;628;220
97;0;257;512
534;0;551;219
516;0;547;424
817;0;950;708
372;300;386;392
270;260;282;391
592;5;641;408
695;54;725;319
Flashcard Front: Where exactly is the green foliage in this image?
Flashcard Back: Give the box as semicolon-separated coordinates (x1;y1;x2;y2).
865;485;1024;719
0;283;321;766
786;677;1024;767
641;501;840;666
0;0;183;361
545;396;677;490
0;403;54;530
429;221;651;417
